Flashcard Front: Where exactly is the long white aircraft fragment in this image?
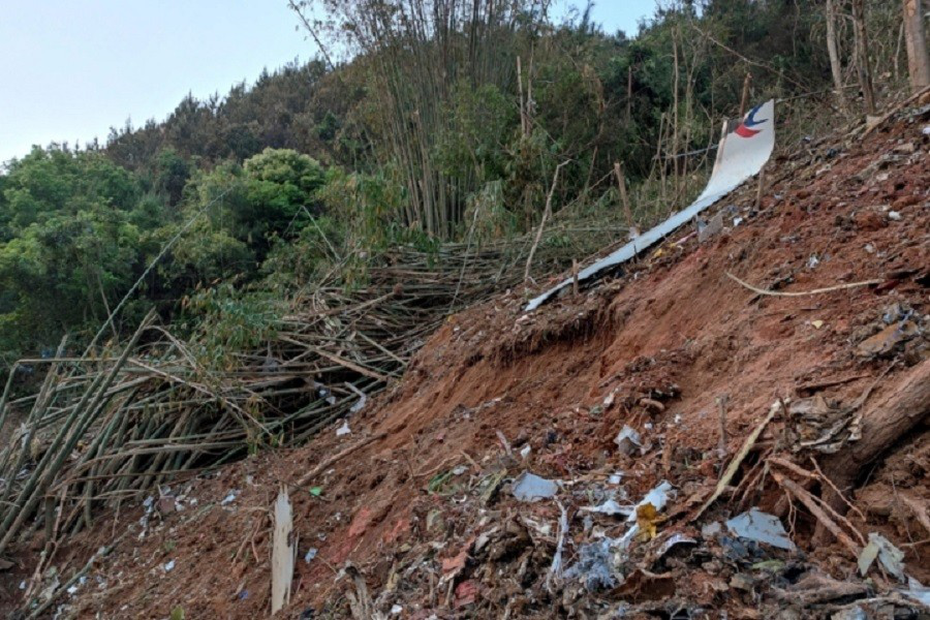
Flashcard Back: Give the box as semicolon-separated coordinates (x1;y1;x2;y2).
525;99;776;312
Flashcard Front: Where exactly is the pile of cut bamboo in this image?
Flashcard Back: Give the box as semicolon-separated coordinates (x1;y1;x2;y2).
0;220;624;554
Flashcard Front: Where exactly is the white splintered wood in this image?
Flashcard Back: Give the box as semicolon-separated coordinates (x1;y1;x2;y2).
271;487;295;615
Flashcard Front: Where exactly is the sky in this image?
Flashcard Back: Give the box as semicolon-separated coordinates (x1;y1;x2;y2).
0;0;655;164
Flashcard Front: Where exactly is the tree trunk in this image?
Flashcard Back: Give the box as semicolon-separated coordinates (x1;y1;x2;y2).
852;0;877;115
815;359;930;545
824;360;930;485
626;64;633;125
825;0;848;113
739;72;752;118
903;0;930;91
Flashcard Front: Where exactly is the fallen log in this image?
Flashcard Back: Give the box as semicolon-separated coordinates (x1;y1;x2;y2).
822;359;930;485
816;359;930;542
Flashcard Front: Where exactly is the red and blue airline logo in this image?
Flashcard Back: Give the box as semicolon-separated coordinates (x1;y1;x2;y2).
735;103;768;138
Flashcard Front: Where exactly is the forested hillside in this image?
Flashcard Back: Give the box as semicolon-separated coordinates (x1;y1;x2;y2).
0;0;916;366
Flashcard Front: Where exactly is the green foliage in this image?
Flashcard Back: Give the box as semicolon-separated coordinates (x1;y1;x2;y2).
260;214;343;292
0;148;148;356
242;148;326;249
183;283;281;371
153;148;191;207
0;145;325;363
1;147;138;237
163;148;326;288
434;82;515;182
317;167;406;250
0;0;906;367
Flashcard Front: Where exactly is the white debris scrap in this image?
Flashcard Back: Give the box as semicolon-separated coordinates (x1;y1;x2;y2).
271;488;296;614
608;481;676;549
346;382;368;413
858;532;905;581
627;481;673;523
902;576;930;607
725;508;795;551
614;425;642;455
511;472;559;502
580;499;631;517
658;533;697;557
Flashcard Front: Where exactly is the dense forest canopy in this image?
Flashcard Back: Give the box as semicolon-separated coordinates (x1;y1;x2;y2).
0;0;920;367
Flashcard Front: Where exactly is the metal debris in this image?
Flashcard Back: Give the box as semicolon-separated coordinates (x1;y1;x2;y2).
658;533;698;557
858;532;905;581
614;425;642;455
511;472;559;502
902;576;930;607
580;498;631;517
725;508;795;551
701;522;722;538
564;537;622;591
628;481;673;523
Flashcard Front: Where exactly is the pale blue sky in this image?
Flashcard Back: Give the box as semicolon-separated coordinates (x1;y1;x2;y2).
0;1;654;164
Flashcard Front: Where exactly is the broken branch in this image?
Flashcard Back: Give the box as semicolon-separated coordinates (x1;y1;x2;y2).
725;272;881;297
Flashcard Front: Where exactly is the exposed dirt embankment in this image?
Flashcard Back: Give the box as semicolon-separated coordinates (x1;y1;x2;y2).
37;107;930;618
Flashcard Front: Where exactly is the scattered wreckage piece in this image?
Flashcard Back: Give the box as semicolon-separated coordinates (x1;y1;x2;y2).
525;100;776;311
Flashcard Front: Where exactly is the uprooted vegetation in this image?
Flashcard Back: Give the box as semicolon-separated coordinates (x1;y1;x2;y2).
3;93;926;619
0;221;613;560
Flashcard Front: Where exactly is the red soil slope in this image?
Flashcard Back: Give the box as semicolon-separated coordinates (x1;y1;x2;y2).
27;106;930;619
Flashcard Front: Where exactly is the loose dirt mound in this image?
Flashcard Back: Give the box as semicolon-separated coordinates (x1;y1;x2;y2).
21;107;930;618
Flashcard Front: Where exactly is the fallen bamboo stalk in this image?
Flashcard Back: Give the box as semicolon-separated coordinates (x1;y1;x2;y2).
0;311;155;554
0;228;614;543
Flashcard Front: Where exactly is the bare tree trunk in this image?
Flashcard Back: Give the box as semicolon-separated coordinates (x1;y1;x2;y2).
626;64;633;125
524;161;569;282
613;162;636;236
739;72;752;118
825;0;848;113
852;0;877;114
517;55;528;138
903;0;930;90
671;29;681;197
